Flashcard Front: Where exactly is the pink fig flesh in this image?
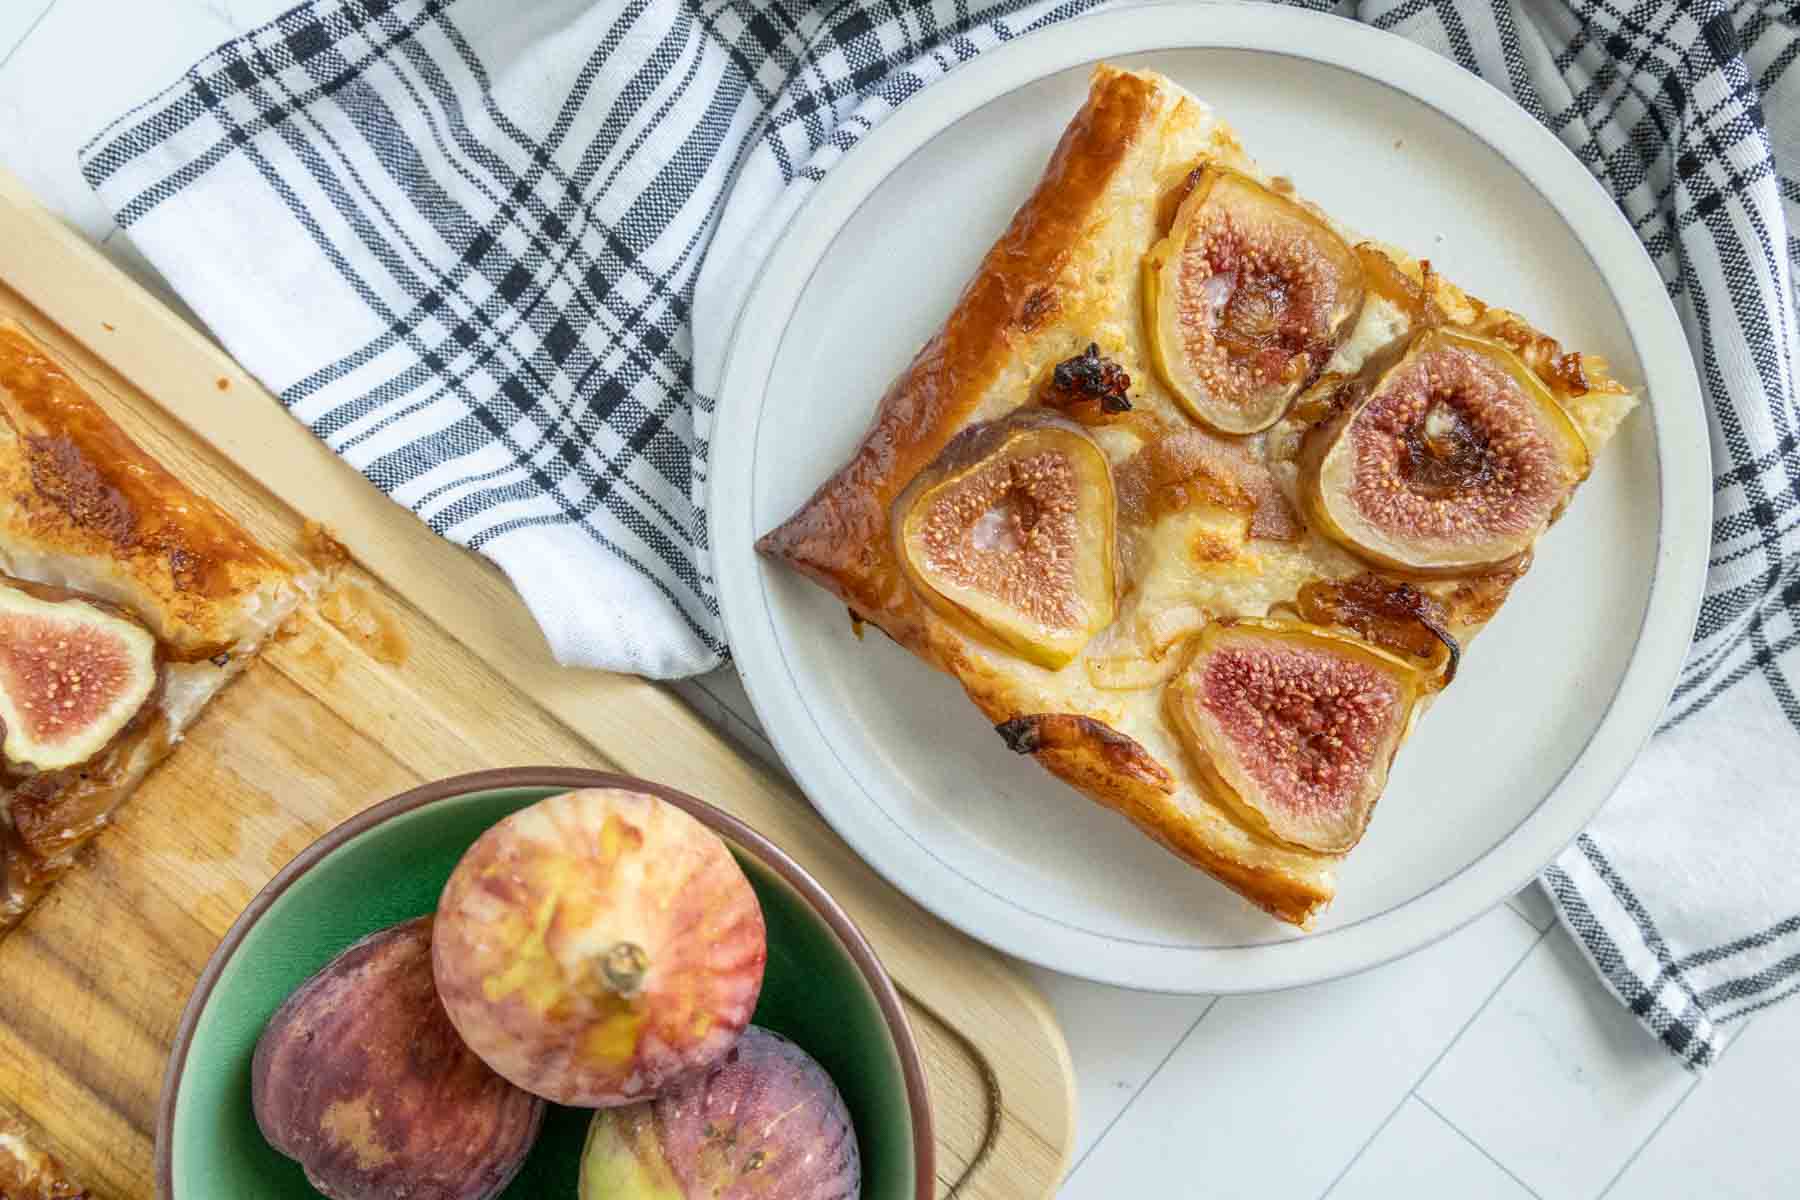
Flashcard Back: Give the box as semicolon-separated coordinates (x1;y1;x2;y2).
1167;620;1421;853
578;1026;861;1200
1145;167;1364;434
250;916;544;1200
432;788;767;1107
0;578;159;771
1301;327;1589;573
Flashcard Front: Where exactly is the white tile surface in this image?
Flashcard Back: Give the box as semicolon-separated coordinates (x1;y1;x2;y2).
8;11;1798;1199
0;0;287;242
1508;879;1559;933
0;0;55;67
1330;1098;1533;1200
1024;966;1214;1164
1062;908;1541;1199
1419;925;1699;1199
1605;1002;1800;1198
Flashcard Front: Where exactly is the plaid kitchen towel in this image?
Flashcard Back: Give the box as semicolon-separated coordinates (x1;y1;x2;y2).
1346;0;1800;1071
79;0;1798;1066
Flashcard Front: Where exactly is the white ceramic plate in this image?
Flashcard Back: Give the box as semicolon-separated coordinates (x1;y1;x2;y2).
710;3;1709;992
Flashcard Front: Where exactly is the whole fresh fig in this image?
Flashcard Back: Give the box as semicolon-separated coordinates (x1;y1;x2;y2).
579;1027;861;1200
433;787;767;1107
251;916;544;1200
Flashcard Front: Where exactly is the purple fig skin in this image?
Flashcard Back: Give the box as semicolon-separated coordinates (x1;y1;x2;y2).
579;1027;861;1200
251;916;545;1200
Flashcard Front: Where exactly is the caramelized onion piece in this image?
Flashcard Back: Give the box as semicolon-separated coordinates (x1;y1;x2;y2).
1283;372;1360;432
1166;619;1423;853
1443;552;1532;627
1354;243;1444;328
1156;166;1207;237
1115;430;1253;523
1084;652;1183;692
1145;167;1365;435
1470;312;1594;397
1299;327;1590;574
1145;603;1209;655
1296;573;1460;687
895;411;1116;668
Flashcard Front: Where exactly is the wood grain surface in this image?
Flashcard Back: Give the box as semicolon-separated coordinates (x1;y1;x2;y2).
0;169;1074;1200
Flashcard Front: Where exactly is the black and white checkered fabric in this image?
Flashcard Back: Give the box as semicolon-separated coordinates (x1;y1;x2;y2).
80;0;1797;1066
78;0;1103;678
1336;0;1799;1072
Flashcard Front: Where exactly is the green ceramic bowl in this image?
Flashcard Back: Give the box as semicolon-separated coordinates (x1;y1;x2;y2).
155;768;933;1199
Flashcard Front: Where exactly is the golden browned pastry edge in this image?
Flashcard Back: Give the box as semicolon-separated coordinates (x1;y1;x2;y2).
758;64;1164;638
0;1103;89;1200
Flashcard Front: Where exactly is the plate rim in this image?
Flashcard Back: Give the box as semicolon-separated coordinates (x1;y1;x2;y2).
709;2;1710;992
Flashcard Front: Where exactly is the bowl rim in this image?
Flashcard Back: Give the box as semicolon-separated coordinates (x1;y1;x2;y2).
154;766;936;1199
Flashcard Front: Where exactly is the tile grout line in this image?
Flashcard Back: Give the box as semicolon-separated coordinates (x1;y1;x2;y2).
1593;1075;1700;1198
1060;995;1221;1188
1414;1092;1543;1198
1317;921;1551;1200
1503;896;1547;934
1593;1013;1755;1198
1315;1087;1410;1200
0;0;57;73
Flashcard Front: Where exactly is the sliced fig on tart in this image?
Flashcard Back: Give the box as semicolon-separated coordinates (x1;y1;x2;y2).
1300;326;1590;574
1165;619;1422;854
0;580;159;771
1145;166;1365;435
895;411;1116;668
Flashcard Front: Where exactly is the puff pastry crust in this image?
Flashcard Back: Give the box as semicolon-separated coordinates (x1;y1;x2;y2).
0;318;317;932
0;1103;87;1199
758;65;1636;926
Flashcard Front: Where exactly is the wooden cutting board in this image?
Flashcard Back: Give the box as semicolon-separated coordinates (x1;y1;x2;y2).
0;169;1074;1200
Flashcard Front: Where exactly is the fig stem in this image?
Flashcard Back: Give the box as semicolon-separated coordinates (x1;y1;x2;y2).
600;941;649;996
